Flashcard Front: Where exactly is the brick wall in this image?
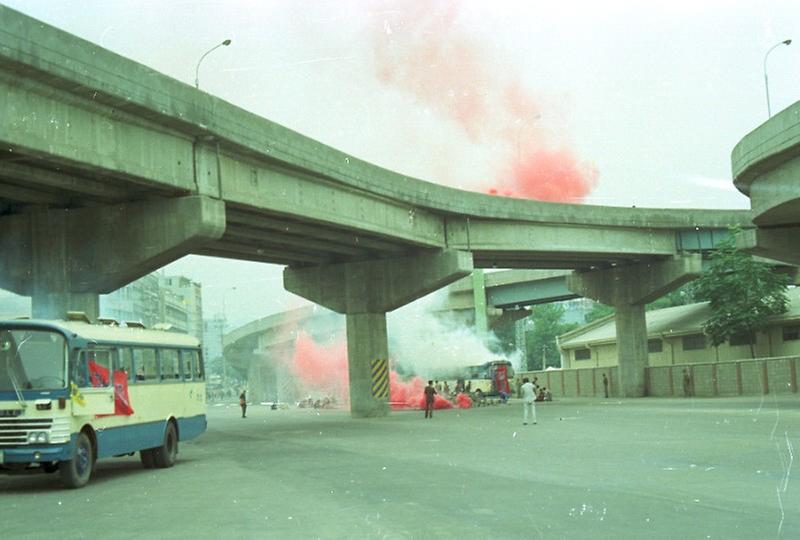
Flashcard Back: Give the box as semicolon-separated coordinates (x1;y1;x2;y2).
520;357;798;399
646;356;799;397
519;367;619;398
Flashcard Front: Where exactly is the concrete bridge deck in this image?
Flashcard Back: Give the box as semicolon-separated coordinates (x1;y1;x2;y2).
0;5;749;271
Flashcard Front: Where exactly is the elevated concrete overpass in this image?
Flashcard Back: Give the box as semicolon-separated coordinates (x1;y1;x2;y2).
732;100;800;265
223;306;343;401
0;7;754;414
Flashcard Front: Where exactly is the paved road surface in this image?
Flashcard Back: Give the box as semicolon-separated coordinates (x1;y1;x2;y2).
2;396;798;539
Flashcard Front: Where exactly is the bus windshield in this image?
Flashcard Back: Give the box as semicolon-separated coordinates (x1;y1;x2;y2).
0;329;67;391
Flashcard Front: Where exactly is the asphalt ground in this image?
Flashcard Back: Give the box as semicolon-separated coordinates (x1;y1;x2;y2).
1;395;799;539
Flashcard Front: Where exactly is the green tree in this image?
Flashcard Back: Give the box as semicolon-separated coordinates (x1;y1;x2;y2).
645;284;696;311
584;302;614;323
692;231;789;358
491;319;519;355
524;303;578;371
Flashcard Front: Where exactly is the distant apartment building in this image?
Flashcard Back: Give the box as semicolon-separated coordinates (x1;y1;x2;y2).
159;275;203;341
101;273;161;327
203;314;226;364
100;273;203;341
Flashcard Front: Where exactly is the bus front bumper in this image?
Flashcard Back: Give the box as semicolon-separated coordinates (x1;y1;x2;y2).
0;442;74;464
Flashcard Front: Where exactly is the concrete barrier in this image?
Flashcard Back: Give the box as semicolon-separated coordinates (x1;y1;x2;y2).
647;356;799;397
519;356;798;399
518;367;620;398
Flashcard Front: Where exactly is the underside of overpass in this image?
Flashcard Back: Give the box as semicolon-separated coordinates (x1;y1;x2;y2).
0;6;768;414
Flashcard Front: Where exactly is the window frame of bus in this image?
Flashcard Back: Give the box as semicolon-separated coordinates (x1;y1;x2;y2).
132;347;159;383
182;349;204;381
75;347;116;388
180;349;193;381
122;346;203;383
159;348;181;381
119;346;134;383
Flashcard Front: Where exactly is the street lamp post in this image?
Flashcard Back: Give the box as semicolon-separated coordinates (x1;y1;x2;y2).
763;39;792;118
195;39;232;89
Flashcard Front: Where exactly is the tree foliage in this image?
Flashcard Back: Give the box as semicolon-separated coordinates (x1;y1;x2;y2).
584;302;615;323
646;284;697;311
491;319;519;355
524;303;578;371
692;232;789;357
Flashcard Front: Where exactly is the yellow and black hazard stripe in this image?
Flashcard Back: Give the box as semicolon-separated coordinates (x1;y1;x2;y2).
371;359;389;399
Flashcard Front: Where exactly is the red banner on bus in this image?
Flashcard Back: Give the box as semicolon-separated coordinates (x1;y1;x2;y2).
88;360;134;416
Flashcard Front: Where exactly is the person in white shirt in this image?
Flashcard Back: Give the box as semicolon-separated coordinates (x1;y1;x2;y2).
520;377;537;425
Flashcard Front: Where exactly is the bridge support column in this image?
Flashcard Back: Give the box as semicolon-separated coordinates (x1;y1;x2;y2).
0;196;225;320
567;255;701;397
285;250;473;417
346;313;390;417
471;269;489;336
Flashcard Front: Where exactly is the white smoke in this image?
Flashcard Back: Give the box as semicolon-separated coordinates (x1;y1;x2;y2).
387;290;522;379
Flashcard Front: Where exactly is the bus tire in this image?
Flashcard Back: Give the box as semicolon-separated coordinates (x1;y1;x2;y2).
59;431;94;489
152;421;178;469
140;449;156;469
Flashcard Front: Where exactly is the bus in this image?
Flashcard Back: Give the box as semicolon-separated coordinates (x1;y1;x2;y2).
440;360;514;397
0;313;206;488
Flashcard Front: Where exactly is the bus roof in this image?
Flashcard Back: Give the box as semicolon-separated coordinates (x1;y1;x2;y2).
0;319;200;348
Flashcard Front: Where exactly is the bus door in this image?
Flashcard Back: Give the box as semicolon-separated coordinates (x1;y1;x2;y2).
70;348;115;416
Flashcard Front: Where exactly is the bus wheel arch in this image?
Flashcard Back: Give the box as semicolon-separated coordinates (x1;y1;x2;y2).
170;416;180;441
59;427;95;489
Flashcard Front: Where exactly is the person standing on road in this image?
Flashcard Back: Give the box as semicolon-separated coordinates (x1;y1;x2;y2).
682;369;693;397
239;390;247;418
424;380;437;419
602;373;609;398
520;377;537;425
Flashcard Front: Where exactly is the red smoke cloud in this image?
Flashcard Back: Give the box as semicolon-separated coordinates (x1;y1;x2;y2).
388;371;453;410
488;148;599;202
371;0;598;202
290;331;453;411
455;392;472;409
291;332;350;404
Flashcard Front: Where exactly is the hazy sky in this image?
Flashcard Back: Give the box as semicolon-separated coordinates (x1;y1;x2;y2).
5;0;799;328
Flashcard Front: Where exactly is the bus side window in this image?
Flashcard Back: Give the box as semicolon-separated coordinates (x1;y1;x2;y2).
181;350;193;381
195;351;204;381
85;350;112;388
133;348;157;382
119;348;134;382
160;349;180;380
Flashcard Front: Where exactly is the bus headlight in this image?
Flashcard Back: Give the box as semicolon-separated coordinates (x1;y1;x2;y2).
27;432;49;444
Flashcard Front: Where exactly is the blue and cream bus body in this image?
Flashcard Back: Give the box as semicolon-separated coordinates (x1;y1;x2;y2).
0;315;206;488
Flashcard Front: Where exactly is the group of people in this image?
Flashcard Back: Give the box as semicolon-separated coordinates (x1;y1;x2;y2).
297;395;337;409
431;379;473;401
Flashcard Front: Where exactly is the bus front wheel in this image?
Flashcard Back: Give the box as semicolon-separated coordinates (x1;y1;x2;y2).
59;431;94;489
152;421;178;469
